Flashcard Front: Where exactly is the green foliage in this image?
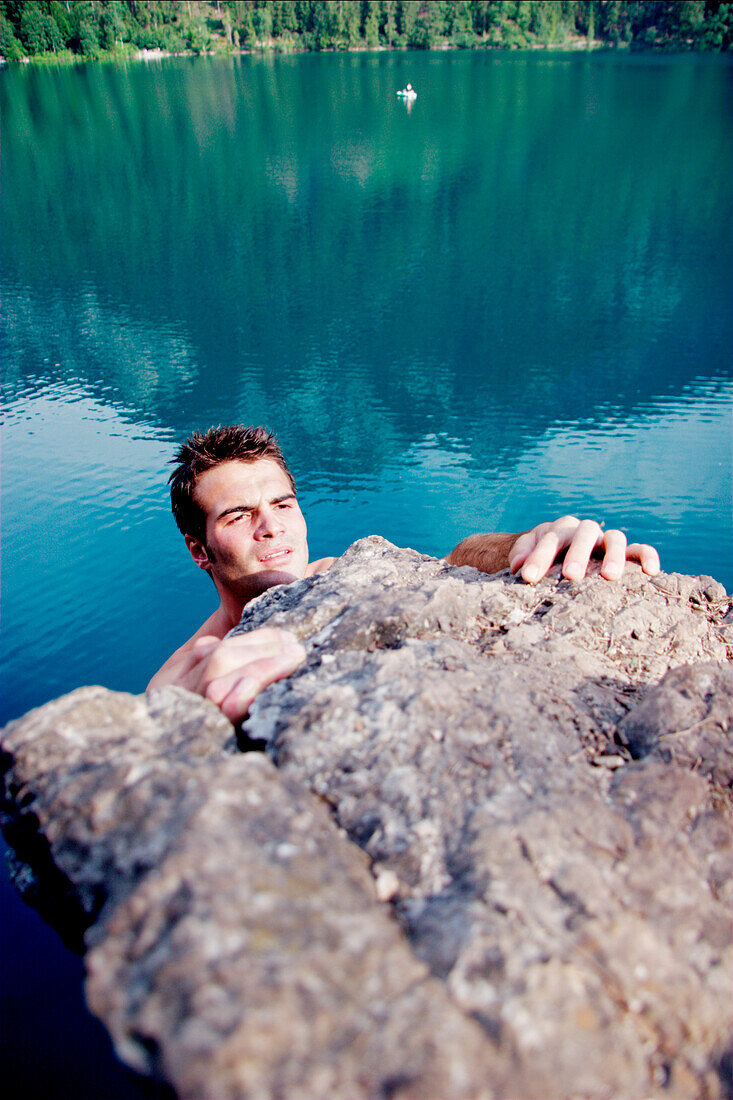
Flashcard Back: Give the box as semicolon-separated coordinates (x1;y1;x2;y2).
500;19;528;46
237;3;256;44
0;10;23;58
19;1;46;53
253;2;273;39
396;0;418;38
49;1;71;43
186;19;212;52
362;0;379;46
382;0;397;44
1;0;730;62
17;1;66;54
410;0;441;46
79;18;101;58
700;1;733;49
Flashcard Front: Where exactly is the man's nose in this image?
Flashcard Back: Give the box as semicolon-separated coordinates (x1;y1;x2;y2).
254;506;284;538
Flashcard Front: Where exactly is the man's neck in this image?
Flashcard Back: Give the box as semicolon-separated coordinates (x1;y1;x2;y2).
217;591;248;634
216;557;335;635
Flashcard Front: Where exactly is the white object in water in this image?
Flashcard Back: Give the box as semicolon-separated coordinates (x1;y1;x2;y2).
397;83;417;100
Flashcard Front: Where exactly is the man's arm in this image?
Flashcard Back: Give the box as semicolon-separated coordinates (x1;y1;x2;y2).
447;516;660;583
445;531;521;574
147;559;335;723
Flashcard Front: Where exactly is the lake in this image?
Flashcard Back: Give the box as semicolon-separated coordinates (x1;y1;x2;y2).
1;49;731;1096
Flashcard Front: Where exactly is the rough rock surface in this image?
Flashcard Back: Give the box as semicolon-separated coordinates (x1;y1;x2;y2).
2;537;732;1100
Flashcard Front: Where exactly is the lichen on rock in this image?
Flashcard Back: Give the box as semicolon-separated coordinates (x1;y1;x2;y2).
2;537;732;1099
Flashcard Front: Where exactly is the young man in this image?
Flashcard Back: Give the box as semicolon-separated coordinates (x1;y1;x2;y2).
148;425;660;722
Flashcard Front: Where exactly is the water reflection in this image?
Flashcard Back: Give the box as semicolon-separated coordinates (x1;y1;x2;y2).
3;53;731;467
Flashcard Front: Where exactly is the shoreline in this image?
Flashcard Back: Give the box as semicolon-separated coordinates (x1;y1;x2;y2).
0;34;712;69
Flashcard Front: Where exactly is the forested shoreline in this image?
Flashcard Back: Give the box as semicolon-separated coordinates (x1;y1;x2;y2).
1;0;731;63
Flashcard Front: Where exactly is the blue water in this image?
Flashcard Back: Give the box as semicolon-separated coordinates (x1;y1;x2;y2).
1;50;731;1096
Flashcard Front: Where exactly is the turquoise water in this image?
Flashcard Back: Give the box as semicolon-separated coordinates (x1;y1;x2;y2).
1;51;731;1096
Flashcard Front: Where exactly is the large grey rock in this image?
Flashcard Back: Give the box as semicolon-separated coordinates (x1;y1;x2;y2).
2;537;732;1099
1;686;509;1100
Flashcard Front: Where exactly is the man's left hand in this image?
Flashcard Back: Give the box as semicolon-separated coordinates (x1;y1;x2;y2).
508;516;660;585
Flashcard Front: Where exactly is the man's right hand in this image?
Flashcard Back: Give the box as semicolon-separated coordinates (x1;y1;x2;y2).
147;628;306;724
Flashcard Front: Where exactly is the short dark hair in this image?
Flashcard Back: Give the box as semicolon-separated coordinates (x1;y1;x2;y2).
169;425;296;542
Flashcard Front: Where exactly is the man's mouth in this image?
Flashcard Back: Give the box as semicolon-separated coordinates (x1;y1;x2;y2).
258;548;292;565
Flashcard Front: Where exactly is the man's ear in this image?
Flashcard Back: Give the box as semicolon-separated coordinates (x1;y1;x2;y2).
185;535;212;573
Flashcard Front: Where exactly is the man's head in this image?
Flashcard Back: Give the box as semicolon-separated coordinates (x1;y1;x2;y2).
169;426;308;609
170;425;296;543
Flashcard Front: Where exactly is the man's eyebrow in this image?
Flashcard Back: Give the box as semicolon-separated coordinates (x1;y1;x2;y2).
216;504;255;520
216;493;295;520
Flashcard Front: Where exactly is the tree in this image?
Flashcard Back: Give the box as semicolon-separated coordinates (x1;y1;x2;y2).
270;0;283;34
43;11;64;51
531;0;564;44
700;0;733;49
450;0;473;38
343;0;361;43
472;0;502;36
586;0;596;44
0;10;23;58
677;0;705;39
396;0;418;40
411;0;441;46
101;0;127;49
79;18;100;57
362;0;379;44
49;0;71;43
280;0;298;32
253;2;273;39
598;0;624;45
237;2;256;43
381;0;396;44
19;1;46;53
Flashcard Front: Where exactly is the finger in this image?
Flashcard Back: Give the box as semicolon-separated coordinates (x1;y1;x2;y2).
599;529;628;581
209;647;307;723
520;516;580;584
508;523;551;573
204;646;306;709
191;635;224;658
562;520;606;581
202;634;302;682
192;628;297;665
218;680;265;724
626;543;660;576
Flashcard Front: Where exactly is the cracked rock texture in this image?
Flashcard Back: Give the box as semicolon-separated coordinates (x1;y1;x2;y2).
2;537;732;1099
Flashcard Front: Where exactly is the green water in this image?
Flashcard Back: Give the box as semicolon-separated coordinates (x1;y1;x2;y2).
1;50;731;1096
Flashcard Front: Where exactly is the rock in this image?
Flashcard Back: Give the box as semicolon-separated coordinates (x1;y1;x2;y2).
618;663;733;787
1;686;510;1100
2;537;732;1099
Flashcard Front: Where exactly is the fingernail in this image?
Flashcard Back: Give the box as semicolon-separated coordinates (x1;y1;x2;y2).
564;561;582;580
509;556;521;573
522;564;539;584
604;564;621;580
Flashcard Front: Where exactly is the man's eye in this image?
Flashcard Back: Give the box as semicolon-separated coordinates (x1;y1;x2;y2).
229;512;250;523
277;502;292;510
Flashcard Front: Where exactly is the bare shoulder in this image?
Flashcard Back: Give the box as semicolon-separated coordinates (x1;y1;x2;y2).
147;607;229;690
306;556;337;577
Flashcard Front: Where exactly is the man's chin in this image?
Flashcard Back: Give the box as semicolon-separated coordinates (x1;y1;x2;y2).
245;568;303;596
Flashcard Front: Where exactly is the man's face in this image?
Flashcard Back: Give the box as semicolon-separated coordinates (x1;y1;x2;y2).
187;458;309;605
